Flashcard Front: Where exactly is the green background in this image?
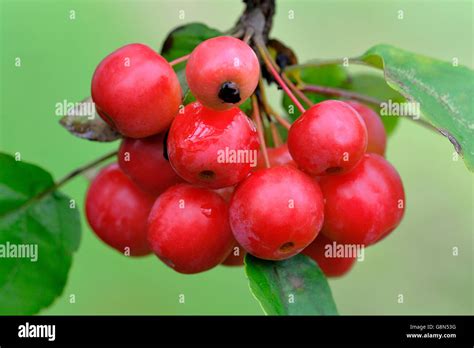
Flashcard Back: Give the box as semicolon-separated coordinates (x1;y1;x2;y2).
1;0;472;314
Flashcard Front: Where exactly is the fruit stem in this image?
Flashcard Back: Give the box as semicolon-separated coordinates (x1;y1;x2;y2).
169;54;190;66
269;122;283;147
254;38;306;114
251;94;270;168
282;73;314;107
257;78;291;130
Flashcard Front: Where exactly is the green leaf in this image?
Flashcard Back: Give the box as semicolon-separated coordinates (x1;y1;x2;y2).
356;44;474;170
161;22;222;65
0;153;81;314
282;65;349;121
245;254;338;315
343;73;404;136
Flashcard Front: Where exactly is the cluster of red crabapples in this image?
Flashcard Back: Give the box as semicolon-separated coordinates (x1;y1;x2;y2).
86;36;405;277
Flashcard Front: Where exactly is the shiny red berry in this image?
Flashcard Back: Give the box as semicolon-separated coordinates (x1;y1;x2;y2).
288;100;368;175
85;163;155;256
91;43;181;138
303;234;356;277
118;133;183;195
186;36;260;110
167;102;259;189
319;153;405;245
229;165;324;260
345;101;387;156
147;184;234;274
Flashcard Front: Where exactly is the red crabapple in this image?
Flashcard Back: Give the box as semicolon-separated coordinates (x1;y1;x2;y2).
222;243;246;267
303;234;356;277
345;101;387;156
147;184;234;274
91;43;181;138
85;163;156;256
167;102;259;189
319;153;405;245
229;165;324;260
118;133;183;195
288;100;368;175
256;143;296;170
186;36;260;110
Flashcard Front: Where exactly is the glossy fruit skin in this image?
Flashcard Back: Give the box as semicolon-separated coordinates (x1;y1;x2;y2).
222;243;246;267
229;165;325;260
345;101;387;156
85;163;156;256
91;43;181;138
186;36;260;110
319;153;405;245
147;184;234;274
118;133;183;195
288;100;368;176
303;234;356;277
167;102;259;189
256;143;296;170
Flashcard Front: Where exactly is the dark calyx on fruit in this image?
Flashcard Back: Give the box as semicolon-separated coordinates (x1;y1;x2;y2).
218;81;241;103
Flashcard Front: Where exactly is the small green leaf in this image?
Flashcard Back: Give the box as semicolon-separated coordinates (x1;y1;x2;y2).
161;22;222;66
245;254;338;315
0;153;81;314
343;73;404;136
282;65;349;121
356;44;474;170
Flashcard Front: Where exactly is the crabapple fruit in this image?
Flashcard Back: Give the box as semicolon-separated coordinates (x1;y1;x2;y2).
319;153;405;245
118;133;183;195
288;100;368;175
167;102;259;189
345;101;387;156
91;43;181;138
303;234;356;277
229;165;324;260
147;184;234;274
85;163;156;256
186;36;260;110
